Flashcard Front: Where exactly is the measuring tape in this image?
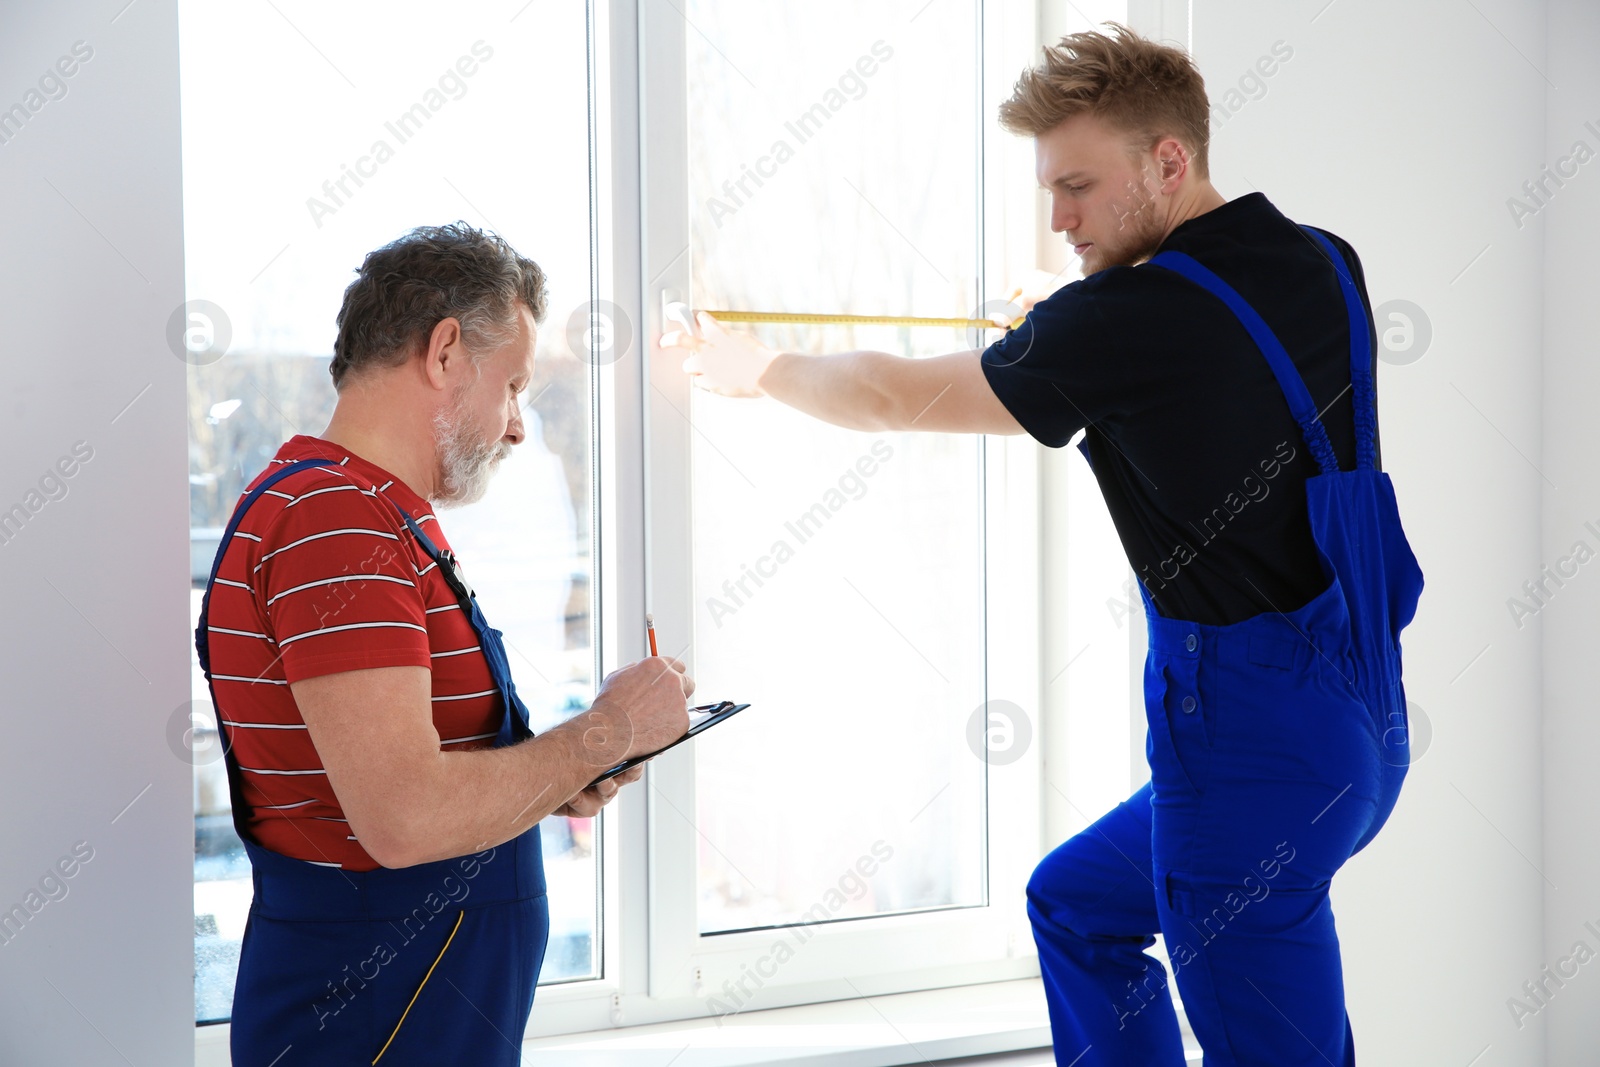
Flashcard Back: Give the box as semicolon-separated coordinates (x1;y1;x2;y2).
700;309;1024;331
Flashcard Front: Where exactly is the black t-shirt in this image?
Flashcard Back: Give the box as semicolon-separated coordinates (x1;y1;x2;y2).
980;192;1380;627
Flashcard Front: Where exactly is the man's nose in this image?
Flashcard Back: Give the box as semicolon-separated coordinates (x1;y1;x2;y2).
506;400;526;446
1051;199;1076;234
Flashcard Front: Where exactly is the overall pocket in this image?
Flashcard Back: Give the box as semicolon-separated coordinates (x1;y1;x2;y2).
1145;655;1211;793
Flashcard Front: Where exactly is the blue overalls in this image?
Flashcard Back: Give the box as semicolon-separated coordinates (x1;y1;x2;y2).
195;458;550;1066
1027;228;1424;1066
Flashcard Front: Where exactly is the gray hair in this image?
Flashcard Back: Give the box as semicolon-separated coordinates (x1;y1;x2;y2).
330;221;548;390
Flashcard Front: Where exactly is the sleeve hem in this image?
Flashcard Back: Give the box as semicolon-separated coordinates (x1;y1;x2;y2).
283;647;433;684
979;349;1073;449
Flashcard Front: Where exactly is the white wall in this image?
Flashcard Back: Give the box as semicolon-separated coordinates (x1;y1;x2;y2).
0;1;193;1064
0;1;1589;1063
1191;1;1549;1064
1540;0;1600;1061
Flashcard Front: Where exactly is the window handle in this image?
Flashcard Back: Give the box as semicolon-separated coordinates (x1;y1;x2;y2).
662;292;698;337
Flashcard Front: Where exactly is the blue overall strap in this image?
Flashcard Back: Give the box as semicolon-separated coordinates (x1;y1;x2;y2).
389;501;446;561
194;458;339;835
1147;249;1342;476
382;496;535;746
1298;225;1378;471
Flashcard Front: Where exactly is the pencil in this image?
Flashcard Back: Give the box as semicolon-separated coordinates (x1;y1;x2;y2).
646;613;659;657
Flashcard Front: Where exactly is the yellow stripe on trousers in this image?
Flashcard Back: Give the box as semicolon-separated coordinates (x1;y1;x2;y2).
371;910;466;1065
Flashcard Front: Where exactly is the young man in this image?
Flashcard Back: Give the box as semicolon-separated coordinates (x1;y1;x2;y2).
665;24;1422;1067
198;223;692;1065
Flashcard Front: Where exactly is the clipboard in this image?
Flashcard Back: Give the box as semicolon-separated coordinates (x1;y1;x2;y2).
588;700;751;787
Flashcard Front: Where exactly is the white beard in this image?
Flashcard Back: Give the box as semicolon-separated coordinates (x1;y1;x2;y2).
431;390;509;508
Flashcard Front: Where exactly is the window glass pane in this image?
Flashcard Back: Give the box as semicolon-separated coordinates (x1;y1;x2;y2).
684;0;988;934
179;0;600;1023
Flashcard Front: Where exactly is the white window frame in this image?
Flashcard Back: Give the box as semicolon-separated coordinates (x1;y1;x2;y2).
630;0;1044;1022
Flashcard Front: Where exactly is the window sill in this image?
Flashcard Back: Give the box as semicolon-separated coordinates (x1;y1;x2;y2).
520;977;1051;1066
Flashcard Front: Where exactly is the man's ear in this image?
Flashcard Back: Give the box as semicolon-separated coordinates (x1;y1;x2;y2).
423;317;465;391
1153;136;1191;191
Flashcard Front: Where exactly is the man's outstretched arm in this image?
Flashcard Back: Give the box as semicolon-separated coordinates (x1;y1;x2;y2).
668;312;1026;436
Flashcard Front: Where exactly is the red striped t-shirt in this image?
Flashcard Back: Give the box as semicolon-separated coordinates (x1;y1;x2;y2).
205;435;501;870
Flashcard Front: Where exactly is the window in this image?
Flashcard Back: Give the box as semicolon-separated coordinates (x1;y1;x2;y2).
635;0;1044;1013
179;0;601;1023
684;0;989;937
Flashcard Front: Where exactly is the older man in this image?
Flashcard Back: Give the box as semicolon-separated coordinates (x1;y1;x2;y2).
196;222;690;1065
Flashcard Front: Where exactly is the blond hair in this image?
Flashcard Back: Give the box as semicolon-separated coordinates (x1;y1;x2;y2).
998;23;1211;177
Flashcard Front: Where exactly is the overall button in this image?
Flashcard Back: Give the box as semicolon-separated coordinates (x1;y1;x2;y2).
1181;696;1197;714
1184;633;1197;652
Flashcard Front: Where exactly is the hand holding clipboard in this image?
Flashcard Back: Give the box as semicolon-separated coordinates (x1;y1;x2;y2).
588;700;751;786
584;614;750;788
